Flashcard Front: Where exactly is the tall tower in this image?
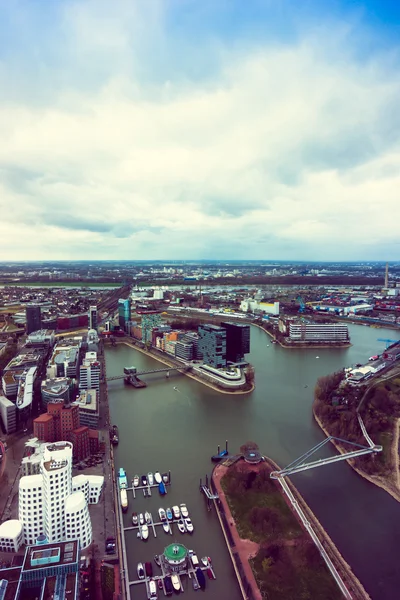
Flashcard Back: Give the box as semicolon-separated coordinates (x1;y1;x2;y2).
89;306;98;331
26;304;42;335
41;442;73;543
385;263;389;289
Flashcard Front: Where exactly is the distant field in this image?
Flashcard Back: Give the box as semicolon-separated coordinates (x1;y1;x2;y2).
0;282;120;288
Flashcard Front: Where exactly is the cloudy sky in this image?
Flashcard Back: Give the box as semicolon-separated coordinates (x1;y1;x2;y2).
0;0;399;261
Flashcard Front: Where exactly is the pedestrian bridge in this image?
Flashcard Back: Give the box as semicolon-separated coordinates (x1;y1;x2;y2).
106;365;189;381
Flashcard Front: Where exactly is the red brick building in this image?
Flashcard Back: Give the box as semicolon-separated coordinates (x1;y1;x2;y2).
69;426;90;461
33;413;54;442
88;429;99;455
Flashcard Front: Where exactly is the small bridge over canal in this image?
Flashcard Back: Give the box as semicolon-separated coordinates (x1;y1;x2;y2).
106;365;190;382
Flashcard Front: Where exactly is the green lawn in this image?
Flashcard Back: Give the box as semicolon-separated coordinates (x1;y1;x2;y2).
221;463;343;600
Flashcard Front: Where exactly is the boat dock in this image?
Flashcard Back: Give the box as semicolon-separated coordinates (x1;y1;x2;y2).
200;474;219;511
128;562;216;589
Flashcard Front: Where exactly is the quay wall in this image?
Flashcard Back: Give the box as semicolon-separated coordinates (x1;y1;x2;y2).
112;338;254;395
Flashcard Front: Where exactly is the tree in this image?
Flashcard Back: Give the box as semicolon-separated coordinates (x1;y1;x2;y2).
240;441;259;454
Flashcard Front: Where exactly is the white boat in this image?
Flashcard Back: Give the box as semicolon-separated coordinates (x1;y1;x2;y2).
132;512;138;526
172;505;180;519
162;521;170;534
188;550;199;567
141;524;149;540
139;513;145;525
133;474;139;487
137;562;145;579
201;557;208;566
180;503;189;518
154;471;162;484
158;508;166;521
147;472;154;486
177;520;185;534
149;579;157;598
171;573;181;592
145;511;152;524
184;517;194;533
120;489;128;512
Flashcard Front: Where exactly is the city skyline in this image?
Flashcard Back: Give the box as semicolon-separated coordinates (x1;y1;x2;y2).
1;0;400;261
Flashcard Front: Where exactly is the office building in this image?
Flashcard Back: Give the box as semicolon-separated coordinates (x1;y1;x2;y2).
288;322;349;343
118;298;132;331
47;340;81;379
0;394;17;433
74;389;99;428
25;329;55;349
33;413;55;443
26;304;42;335
41;377;71;406
0;538;80;600
198;324;227;369
141;313;163;343
182;331;202;359
221;322;250;363
79;352;100;392
69;426;90;461
175;341;194;361
18;441;96;549
87;328;99;352
89;306;98;331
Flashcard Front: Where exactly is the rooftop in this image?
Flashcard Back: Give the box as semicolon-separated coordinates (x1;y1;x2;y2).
164;543;187;562
23;539;79;571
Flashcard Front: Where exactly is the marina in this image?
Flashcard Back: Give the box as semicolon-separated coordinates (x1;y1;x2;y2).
129;545;217;596
108;324;400;600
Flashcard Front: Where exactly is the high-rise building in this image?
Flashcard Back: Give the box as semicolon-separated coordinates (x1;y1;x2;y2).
198;324;227;369
141;313;163;344
69;426;90;461
33;413;55;442
89;306;98;331
182;331;201;359
26;304;42;335
18;441;97;549
41;377;71;406
221;322;250;363
79;352;100;392
118;298;132;331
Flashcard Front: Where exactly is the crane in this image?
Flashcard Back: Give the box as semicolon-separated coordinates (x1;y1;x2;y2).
377;338;398;349
297;296;306;314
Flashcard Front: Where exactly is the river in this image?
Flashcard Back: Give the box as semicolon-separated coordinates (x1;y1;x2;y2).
106;324;400;600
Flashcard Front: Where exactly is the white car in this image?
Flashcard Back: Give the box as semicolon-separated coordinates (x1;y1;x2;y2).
180;503;189;518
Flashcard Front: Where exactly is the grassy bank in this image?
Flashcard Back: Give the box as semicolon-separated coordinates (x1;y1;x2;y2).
313;368;400;501
221;463;343;600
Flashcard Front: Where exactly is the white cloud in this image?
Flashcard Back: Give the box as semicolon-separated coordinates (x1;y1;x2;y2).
0;1;399;260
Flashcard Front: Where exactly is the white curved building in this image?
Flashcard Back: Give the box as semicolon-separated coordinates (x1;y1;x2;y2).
72;474;103;504
41;442;73;543
19;474;44;545
0;519;23;552
65;491;92;549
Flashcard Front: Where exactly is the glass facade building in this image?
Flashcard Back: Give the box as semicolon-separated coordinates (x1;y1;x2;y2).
118;298;132;331
26;305;42;335
198;324;227;369
221;322;250;363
